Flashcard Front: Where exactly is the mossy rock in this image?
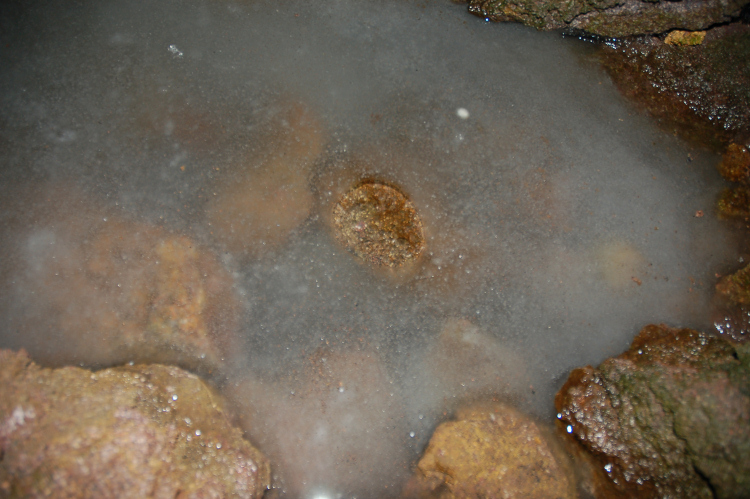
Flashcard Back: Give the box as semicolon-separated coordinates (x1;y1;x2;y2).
555;324;750;498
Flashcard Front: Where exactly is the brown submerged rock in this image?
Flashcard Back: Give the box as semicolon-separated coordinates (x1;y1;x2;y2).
205;102;324;259
1;185;242;375
404;404;576;499
0;349;270;498
333;180;426;269
555;324;750;498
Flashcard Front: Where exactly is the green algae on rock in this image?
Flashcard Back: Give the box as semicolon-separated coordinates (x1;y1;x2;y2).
555;324;750;498
0;349;270;498
405;404;576;499
664;29;706;46
466;0;746;38
333;181;426;268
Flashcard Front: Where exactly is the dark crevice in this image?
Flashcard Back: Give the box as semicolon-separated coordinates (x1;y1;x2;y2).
741;3;750;23
692;463;718;498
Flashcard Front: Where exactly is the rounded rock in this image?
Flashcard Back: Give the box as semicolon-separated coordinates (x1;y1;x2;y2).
333;181;425;268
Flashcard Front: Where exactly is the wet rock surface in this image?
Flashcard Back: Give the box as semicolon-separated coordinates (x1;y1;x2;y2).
713;262;750;344
713;142;750;343
596;25;750;151
465;0;746;38
0;349;270;498
555;324;750;498
404;404;576;499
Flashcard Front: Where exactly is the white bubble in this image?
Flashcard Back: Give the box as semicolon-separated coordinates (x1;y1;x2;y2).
566;425;573;433
456;107;470;119
168;44;183;58
195;429;201;436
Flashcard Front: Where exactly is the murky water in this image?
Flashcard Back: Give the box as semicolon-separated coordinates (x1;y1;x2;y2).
0;0;740;496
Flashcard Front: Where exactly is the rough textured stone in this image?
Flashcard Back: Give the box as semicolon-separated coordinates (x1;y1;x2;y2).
333;181;426;268
597;26;750;152
466;0;746;38
404;404;576;499
713;263;750;344
0;349;270;498
555;324;750;498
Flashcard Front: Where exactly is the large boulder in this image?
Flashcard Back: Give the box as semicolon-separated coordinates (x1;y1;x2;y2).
466;0;747;38
0;349;270;498
555;324;750;498
404;404;576;498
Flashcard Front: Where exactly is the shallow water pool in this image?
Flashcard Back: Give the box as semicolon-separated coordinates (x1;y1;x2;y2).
0;0;740;496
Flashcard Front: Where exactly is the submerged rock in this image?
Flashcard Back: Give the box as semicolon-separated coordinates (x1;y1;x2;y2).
718;185;750;224
205;102;324;259
466;0;745;38
716;263;750;307
555;324;750;498
333;180;426;268
411;318;528;408
0;349;270;498
1;185;241;374
404;403;576;499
